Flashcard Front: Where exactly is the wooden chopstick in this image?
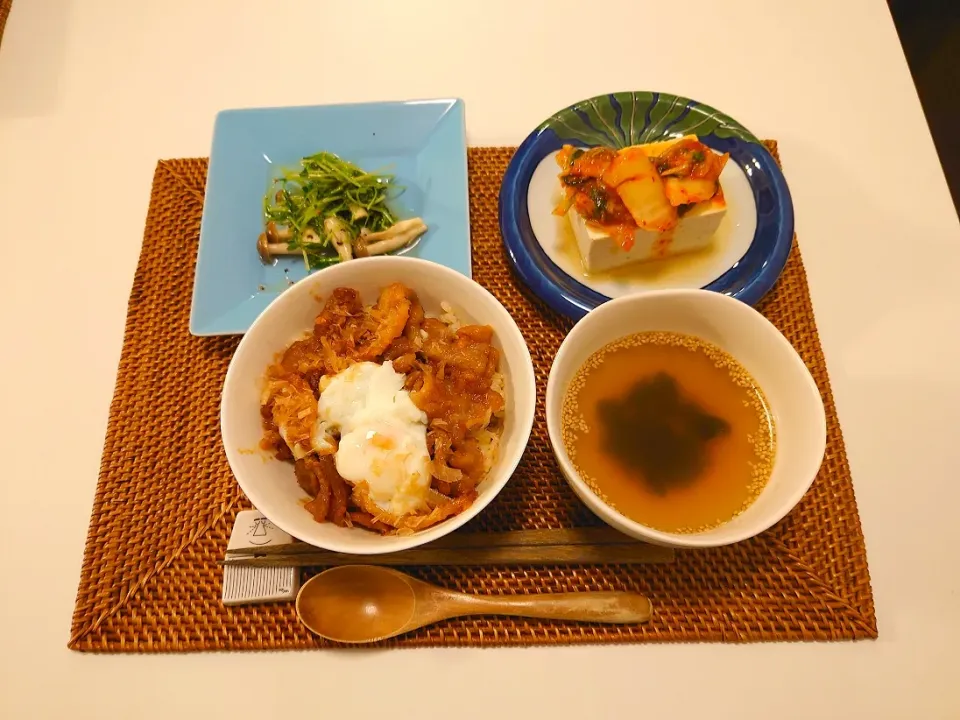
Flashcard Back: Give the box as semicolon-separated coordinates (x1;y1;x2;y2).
224;527;653;555
222;527;675;567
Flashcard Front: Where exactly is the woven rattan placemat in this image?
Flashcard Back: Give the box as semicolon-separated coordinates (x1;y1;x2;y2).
69;144;876;651
0;0;12;48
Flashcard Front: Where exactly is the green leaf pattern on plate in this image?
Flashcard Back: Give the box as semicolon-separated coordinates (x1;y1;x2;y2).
539;91;759;148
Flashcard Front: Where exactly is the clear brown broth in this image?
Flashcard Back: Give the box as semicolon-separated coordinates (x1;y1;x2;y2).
561;332;776;533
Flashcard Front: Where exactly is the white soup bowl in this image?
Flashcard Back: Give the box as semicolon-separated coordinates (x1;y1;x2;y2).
545;289;826;548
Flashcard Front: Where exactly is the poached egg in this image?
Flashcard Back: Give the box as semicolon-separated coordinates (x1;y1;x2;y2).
313;361;431;516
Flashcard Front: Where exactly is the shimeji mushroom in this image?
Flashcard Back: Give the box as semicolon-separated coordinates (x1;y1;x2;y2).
257;216;429;265
323;218;353;261
265;221;292;244
362;218;428;256
257;233;301;263
257;222;299;263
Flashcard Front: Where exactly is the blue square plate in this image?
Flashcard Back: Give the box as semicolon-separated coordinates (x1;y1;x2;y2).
190;98;470;335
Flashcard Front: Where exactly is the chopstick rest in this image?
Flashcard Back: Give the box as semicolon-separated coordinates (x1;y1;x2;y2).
222;510;299;606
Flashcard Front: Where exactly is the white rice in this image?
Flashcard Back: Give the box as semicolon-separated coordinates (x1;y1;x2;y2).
490;371;505;418
474;427;501;474
439;300;461;332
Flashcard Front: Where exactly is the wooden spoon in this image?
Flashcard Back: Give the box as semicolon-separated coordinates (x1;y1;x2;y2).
296;565;652;643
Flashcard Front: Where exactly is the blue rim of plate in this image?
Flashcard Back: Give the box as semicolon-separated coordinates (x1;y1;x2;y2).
498;91;795;320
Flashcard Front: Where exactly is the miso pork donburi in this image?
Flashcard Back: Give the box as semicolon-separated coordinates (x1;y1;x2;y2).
259;282;505;535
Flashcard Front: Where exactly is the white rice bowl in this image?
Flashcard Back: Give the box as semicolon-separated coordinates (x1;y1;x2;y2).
221;256;536;555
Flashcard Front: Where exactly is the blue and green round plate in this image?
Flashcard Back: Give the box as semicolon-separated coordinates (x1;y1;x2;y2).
498;91;793;319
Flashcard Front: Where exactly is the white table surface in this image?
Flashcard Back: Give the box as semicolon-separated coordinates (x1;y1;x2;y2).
2;1;959;718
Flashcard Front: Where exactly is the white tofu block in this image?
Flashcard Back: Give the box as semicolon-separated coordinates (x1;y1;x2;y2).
567;192;726;273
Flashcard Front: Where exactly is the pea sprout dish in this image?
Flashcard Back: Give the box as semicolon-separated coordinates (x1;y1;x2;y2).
257;152;428;270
